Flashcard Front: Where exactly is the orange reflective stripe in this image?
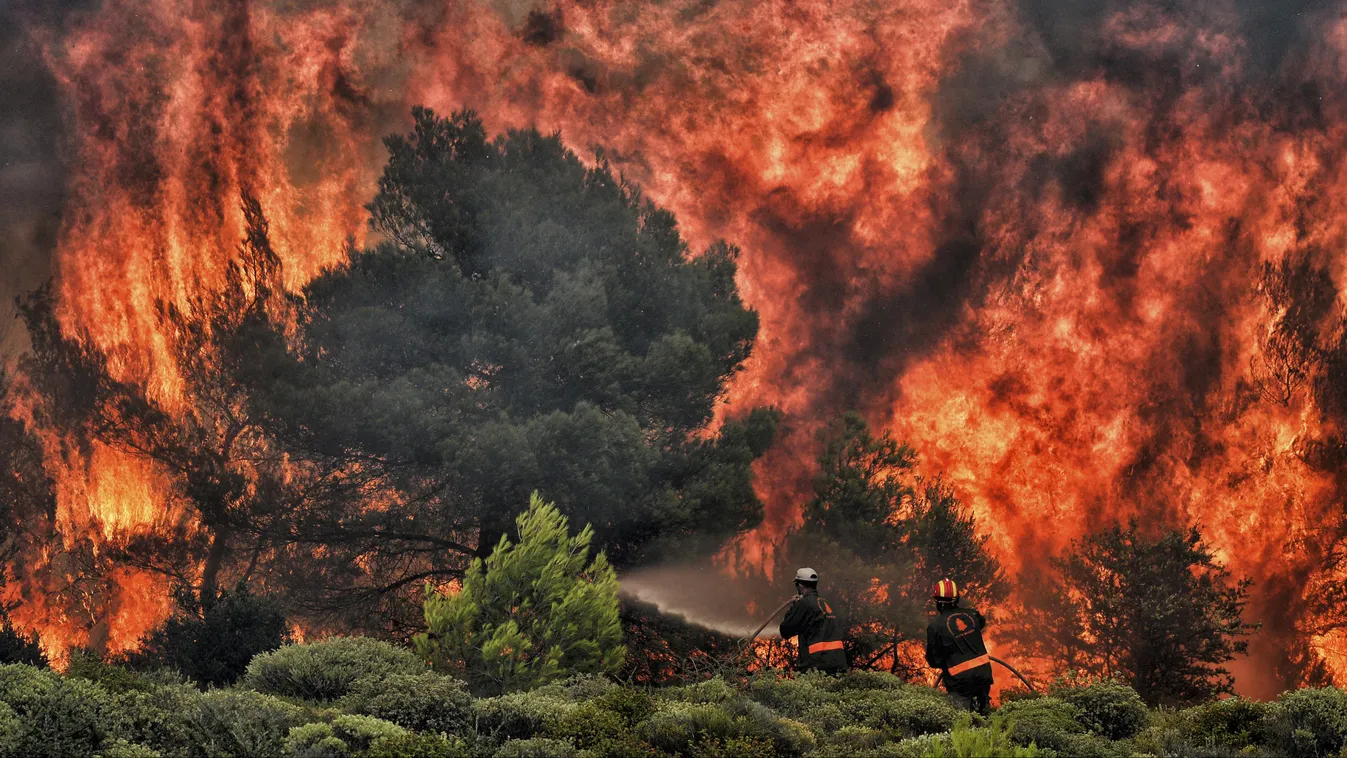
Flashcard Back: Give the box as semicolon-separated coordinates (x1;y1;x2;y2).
808;640;844;654
947;654;991;676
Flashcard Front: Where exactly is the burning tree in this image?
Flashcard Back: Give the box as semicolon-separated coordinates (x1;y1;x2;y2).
239;108;777;620
6;108;776;648
1006;521;1256;707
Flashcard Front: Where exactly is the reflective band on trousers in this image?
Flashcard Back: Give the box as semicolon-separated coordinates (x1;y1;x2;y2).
808;640;844;654
947;654;991;676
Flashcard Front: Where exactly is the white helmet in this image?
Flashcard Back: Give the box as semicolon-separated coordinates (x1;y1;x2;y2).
794;567;819;583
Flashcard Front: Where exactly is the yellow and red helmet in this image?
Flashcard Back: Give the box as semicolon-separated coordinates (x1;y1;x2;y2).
932;579;959;601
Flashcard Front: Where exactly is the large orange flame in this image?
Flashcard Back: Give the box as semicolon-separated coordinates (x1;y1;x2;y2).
9;0;1347;692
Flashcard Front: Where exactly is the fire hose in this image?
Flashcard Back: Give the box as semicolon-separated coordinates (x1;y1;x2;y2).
744;598;1038;693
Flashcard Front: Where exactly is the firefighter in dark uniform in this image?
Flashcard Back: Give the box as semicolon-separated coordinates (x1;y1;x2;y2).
925;578;993;714
779;567;847;674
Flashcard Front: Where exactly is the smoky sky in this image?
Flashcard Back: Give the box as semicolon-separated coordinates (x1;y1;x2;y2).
0;0;89;357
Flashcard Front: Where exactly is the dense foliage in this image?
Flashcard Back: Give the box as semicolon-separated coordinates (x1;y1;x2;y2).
774;413;1005;676
129;588;289;687
415;493;624;695
2;645;1345;758
1006;521;1256;706
9;106;776;638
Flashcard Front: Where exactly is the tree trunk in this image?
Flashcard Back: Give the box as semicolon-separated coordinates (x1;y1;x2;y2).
200;527;231;606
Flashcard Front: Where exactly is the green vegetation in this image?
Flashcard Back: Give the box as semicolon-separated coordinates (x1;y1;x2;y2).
415;493;624;695
1006;521;1256;706
0;653;1342;758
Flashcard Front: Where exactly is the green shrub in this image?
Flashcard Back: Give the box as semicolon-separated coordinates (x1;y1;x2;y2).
243;638;425;701
594;687;656;725
743;674;830;715
816;725;889;753
361;732;468;758
184;689;306;758
0;701;24;758
495;737;577;758
832;670;907;692
135;589;290;688
661;677;738;704
850;689;959;736
471;691;577;741
329;715;405;753
1049;732;1131;758
283;723;346;758
687;734;775;758
1260;687;1347;758
721;699;815;757
996;697;1084;752
857;734;938;758
546;703;627;749
638;703;737;754
66;650;155;694
342;672;471;735
97;740;163;758
927;715;1040;757
0;662;57;712
106;683;200;755
5;673;114;758
1056;680;1148;740
415;495;624;696
555;674;618;701
1183;696;1268;750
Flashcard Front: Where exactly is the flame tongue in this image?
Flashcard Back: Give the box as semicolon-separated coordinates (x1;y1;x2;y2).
10;0;1347;687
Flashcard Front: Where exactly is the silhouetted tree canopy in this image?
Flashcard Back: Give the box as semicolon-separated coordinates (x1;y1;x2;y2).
244;107;775;575
1006;521;1256;706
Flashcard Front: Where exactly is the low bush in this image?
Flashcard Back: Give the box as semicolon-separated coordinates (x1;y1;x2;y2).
546;702;628;749
1055;680;1149;740
283;722;346;758
1184;696;1267;750
184;689;306;758
341;672;471;735
594;686;656;724
97;740;162;758
1259;686;1347;758
362;732;468;758
813;725;889;754
638;702;738;754
926;715;1040;757
243;638;425;702
662;677;738;704
742;673;831;715
495;737;577;757
471;690;577;742
0;701;24;757
2;671;115;758
849;688;960;737
106;683;200;755
996;696;1084;752
135;589;289;688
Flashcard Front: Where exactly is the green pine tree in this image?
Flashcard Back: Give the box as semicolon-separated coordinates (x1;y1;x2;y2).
414;492;624;694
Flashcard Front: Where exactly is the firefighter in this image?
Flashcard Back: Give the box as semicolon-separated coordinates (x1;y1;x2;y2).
925;578;993;714
779;567;848;673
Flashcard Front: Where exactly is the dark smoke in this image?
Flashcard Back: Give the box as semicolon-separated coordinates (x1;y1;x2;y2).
0;1;77;358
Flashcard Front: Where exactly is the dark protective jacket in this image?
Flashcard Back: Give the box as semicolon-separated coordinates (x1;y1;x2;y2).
779;589;847;672
925;604;993;686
